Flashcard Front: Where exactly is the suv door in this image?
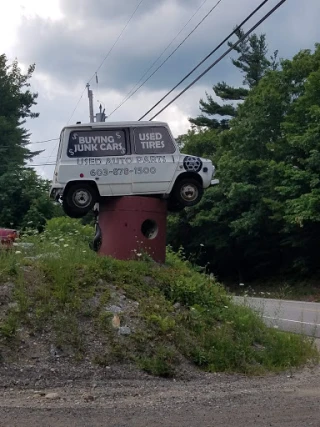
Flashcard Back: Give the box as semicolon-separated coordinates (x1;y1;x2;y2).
130;125;179;194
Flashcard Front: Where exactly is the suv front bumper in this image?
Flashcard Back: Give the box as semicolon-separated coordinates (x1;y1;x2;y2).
210;178;219;186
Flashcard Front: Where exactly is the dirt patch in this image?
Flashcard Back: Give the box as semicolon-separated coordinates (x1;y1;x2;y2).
1;362;320;426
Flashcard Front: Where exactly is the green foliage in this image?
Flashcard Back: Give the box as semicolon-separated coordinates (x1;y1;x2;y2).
0;54;62;229
43;216;94;243
189;29;277;130
169;43;320;282
0;168;62;229
0;54;40;173
0;224;317;376
138;346;178;377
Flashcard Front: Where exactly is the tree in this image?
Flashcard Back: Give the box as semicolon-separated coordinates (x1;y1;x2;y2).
0;54;42;174
0;54;60;229
168;44;320;282
189;29;278;130
0;168;62;230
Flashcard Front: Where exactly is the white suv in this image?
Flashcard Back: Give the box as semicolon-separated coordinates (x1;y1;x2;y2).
49;121;219;218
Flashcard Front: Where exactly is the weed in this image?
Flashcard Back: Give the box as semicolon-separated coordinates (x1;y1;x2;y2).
0;312;18;340
138;346;178;377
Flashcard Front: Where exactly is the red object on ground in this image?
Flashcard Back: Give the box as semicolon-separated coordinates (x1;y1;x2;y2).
0;228;19;248
98;196;167;263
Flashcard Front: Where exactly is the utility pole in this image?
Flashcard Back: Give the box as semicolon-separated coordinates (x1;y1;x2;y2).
86;83;94;123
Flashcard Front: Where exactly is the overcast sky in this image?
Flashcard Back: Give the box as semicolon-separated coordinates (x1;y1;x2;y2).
1;0;320;179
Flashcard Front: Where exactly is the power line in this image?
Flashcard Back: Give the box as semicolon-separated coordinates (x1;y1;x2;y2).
41;140;59;163
27;162;56;167
87;0;145;84
66;0;145;125
106;0;210;118
66;86;87;125
139;0;271;121
148;0;287;121
29;138;59;145
107;0;224;118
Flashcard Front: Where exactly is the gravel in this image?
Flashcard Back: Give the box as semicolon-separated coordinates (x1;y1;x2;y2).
1;342;320;427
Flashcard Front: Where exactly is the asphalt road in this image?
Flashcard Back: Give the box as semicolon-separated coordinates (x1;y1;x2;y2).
234;296;320;338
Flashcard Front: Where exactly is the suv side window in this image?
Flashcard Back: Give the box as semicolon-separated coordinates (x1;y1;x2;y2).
67;129;127;157
133;126;176;155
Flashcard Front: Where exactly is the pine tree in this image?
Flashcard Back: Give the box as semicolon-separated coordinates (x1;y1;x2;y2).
0;54;42;176
189;28;278;129
0;54;58;229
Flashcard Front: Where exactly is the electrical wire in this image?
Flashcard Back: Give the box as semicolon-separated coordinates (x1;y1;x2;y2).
147;0;287;121
28;138;59;145
87;0;145;85
106;0;210;118
66;0;145;125
66;85;87;125
139;0;271;121
20;0;281;163
107;0;224;118
27;163;56;167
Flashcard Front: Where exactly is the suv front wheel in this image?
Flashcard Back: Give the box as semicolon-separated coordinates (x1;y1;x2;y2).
63;183;98;218
173;178;203;207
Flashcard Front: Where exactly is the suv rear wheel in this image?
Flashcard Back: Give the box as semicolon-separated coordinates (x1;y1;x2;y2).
173;178;203;207
63;183;98;218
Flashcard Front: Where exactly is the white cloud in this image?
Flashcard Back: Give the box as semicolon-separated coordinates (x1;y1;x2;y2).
0;0;63;56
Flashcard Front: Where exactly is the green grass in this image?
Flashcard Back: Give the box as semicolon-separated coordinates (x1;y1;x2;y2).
0;217;318;377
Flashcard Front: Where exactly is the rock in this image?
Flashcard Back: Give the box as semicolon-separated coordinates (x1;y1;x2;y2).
45;392;60;400
83;394;95;402
50;344;62;358
112;314;121;329
88;296;100;309
173;302;181;310
118;326;131;336
106;305;122;314
33;391;46;397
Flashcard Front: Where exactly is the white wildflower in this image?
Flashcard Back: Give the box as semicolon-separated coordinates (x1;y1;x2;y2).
15;251;22;254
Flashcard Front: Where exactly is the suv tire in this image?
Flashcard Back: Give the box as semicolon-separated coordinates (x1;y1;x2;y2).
173;178;203;207
63;182;98;218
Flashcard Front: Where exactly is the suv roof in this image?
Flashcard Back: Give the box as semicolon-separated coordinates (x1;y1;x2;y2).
63;121;168;131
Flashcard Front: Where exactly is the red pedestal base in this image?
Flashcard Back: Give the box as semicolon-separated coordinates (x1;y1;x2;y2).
97;196;167;263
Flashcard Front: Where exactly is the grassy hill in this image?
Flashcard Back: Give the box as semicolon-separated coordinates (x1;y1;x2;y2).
0;218;318;377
